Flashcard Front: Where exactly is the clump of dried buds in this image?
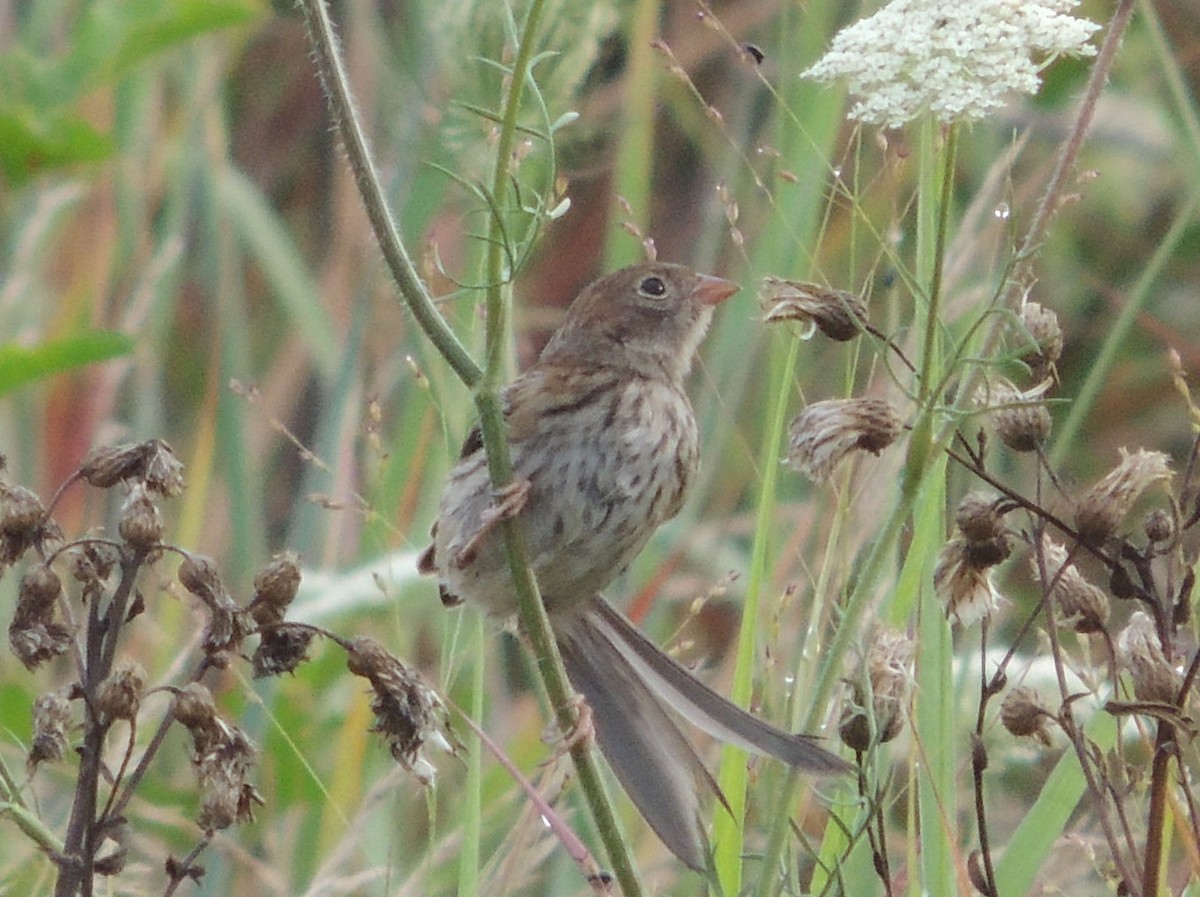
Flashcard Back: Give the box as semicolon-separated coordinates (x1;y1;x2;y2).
1075;449;1173;544
79;439;185;497
761;278;869;341
1000;686;1055;747
787;398;903;482
1031;536;1109;634
172;684;261;831
840;627;915;751
28;688;73;773
178;554;250;655
9;565;71;669
117;485;163;552
975;378;1052;453
1118;612;1182;706
0;484;59;568
345;637;454;785
247;554;313;677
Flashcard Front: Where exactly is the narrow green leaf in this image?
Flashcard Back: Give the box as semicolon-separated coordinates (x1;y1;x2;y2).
0;331;133;396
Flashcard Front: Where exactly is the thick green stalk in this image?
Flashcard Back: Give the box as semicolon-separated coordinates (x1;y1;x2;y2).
476;5;645;896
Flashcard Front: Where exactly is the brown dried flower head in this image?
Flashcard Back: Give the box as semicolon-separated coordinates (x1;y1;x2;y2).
97;661;146;723
80;439;185;496
935;539;1001;626
0;485;53;567
1032;536;1109;633
975;378;1052;453
9;565;71;669
1075;449;1173;545
178;554;250;654
1143;508;1175;546
955;491;1011;568
248;552;301;627
1000;686;1054;746
346;637;453;785
172;683;261;831
28;688;73;773
1018;301;1063;379
761;278;869;341
117;484;163;551
252;623;316;678
787;398;902;482
839;626;914;751
1118;611;1182;705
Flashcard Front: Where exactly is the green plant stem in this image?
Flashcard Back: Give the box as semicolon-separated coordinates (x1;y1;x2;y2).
296;0;481;388
474;5;645;896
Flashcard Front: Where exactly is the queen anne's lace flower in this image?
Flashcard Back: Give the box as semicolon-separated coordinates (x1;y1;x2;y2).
803;0;1100;127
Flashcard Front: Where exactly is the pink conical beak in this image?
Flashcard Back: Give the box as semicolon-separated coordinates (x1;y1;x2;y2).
693;274;740;306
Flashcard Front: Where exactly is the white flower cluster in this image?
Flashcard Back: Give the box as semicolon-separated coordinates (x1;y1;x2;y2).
803;0;1100;127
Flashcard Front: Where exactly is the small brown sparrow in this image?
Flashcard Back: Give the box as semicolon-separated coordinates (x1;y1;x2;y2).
418;262;849;870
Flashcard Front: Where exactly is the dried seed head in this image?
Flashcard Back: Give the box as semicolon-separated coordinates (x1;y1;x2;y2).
252;623;316;678
248;553;301;627
935;540;1001;625
10;566;71;669
97;661;146;723
1118;611;1182;705
178;554;250;654
1143;509;1174;546
68;542;119;584
787;398;903;482
1000;686;1053;746
80;440;185;496
761;278;869;341
0;485;49;567
172;683;260;831
839;626;914;751
1033;536;1109;633
1018;301;1064;379
955;491;1011;568
1075;449;1173;544
28;688;73;773
346;637;453;785
976;378;1052;453
118;485;163;551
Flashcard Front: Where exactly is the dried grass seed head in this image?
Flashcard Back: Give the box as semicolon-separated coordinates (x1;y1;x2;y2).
1118;611;1182;705
346;637;452;785
1075;449;1173;545
1033;536;1109;633
761;278;868;341
787;398;903;482
1000;686;1054;746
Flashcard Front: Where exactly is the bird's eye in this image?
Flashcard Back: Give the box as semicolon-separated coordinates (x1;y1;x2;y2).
639;276;667;298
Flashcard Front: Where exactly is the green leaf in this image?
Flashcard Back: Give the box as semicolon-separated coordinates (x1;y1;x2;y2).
0;331;133;396
0;106;113;183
